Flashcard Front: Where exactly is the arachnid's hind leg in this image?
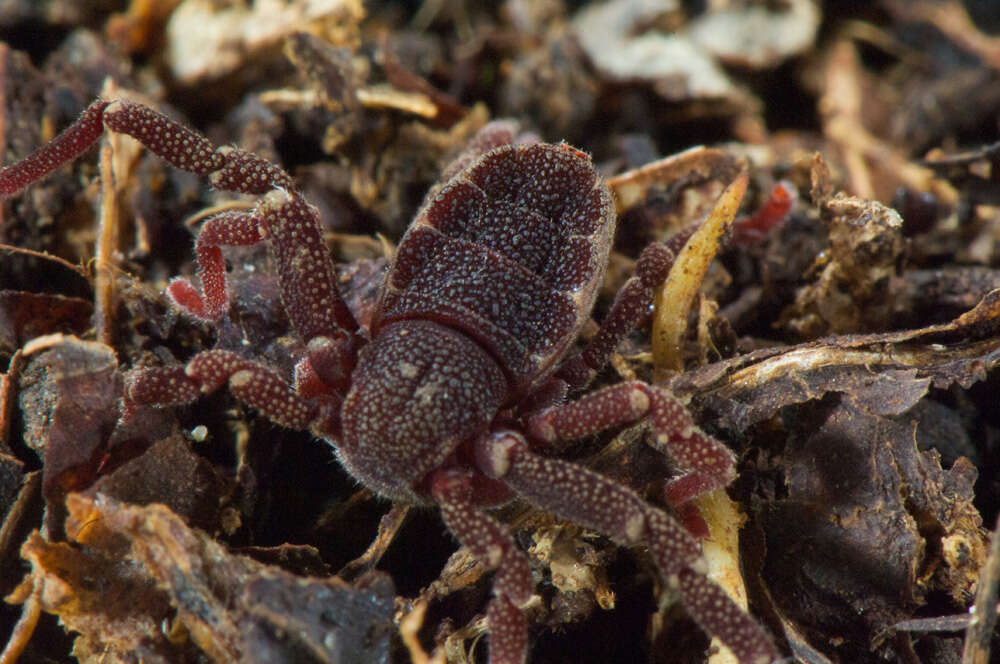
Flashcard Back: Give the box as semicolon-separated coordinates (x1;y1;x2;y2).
527;380;737;510
431;469;533;664
473;432;778;664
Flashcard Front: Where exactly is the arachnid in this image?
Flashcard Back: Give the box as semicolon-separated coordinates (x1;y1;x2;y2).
0;99;779;664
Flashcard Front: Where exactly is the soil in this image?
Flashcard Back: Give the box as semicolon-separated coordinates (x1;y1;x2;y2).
2;2;1000;663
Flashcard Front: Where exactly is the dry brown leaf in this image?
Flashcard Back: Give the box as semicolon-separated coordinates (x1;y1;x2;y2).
8;494;395;664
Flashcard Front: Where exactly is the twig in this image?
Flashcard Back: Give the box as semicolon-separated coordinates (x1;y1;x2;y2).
399;599;447;664
0;470;40;566
94;142;119;347
962;511;1000;664
0;243;89;278
339;504;409;580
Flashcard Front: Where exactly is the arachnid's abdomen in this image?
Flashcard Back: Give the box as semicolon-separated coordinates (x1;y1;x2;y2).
373;143;616;393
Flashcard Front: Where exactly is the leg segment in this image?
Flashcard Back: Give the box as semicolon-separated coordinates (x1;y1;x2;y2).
255;190;357;342
487;596;528;664
556;230;694;388
0;98;295;196
527;381;736;507
431;469;532;664
124;349;334;432
0;100;110;196
481;433;702;571
297;335;359;397
677;568;779;664
476;433;777;664
166;211;265;320
166;190;358;346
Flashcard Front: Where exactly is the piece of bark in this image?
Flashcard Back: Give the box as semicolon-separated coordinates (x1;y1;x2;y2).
756;397;985;661
10;494;395;664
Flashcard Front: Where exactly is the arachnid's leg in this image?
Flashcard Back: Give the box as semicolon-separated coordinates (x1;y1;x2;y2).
475;433;777;664
253;190;358;341
124;349;339;437
556;230;693;388
513;376;568;418
527;381;736;508
0;99;360;345
0;99;290;197
168;192;359;393
431;469;532;664
0;100;111;195
165;211;264;320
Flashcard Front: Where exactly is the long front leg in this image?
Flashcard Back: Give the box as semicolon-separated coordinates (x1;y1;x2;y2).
0;99;360;344
0;99;294;197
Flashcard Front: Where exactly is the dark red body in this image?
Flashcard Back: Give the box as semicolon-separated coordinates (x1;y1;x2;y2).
338;143;615;502
0;100;779;664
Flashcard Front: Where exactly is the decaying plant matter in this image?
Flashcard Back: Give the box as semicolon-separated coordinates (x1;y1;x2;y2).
2;3;1000;664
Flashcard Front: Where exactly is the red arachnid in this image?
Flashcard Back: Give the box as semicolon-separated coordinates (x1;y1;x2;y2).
0;99;778;664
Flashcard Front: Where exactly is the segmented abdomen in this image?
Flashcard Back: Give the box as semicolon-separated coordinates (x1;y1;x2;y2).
375;142;616;391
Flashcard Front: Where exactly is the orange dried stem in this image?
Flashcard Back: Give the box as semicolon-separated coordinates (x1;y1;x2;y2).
0;577;42;664
94;143;119;347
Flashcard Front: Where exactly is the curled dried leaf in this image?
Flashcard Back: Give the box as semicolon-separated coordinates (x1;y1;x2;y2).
11;493;397;663
781;194;904;337
607;146;741;214
688;0;820;68
573;0;735;101
756;399;985;660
